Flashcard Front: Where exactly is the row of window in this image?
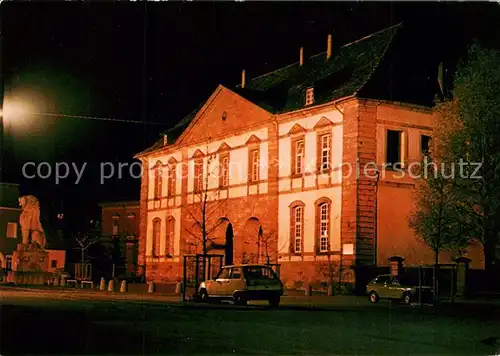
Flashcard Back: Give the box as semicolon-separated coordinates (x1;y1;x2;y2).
153;149;261;198
111;213;137;236
153;133;333;198
290;198;331;254
152;129;429;198
291;133;332;176
151;217;175;257
386;130;431;169
154;162;177;199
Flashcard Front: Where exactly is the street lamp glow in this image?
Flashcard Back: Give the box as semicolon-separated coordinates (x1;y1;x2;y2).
3;100;31;121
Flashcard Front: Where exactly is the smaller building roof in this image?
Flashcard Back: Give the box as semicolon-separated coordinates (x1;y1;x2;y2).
98;200;140;208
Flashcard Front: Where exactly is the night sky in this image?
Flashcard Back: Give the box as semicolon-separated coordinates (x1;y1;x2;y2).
1;2;500;232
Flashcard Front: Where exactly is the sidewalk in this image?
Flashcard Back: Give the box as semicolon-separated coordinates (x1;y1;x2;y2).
0;284;373;307
1;284;499;309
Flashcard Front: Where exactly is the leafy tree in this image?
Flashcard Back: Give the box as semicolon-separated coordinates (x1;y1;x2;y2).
409;162;467;265
435;43;500;281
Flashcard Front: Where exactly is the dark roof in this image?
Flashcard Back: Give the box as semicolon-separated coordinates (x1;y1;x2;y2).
137;23;401;156
234;23;401;113
98;200;140;208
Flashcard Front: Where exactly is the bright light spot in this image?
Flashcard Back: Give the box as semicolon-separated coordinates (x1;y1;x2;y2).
3;100;30;120
2;87;55;132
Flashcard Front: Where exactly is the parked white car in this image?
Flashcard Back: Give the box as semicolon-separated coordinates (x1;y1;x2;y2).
198;264;284;307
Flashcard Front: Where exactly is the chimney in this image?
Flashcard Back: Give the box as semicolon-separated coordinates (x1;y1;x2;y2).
326;34;332;60
241;69;246;88
300;47;304;66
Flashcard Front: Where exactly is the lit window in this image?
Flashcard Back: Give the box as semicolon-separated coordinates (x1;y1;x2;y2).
168;164;176;197
194;159;204;192
154;164;163;199
319;134;330;172
293;206;303;253
165;217;175;256
250;150;260;182
305;87;314;106
6;222;17;238
319;203;329;252
152;218;161;257
220;155;229;187
294;140;305;175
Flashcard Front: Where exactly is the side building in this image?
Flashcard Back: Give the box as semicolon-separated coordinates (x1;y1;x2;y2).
0;183;22;273
98;201;140;277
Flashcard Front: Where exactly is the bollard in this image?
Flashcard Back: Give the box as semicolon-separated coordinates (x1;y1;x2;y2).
108;279;115;292
175;281;183;294
60;276;66;287
305;285;312;296
327;284;334;296
148;281;155;293
99;277;106;291
120;280;127;293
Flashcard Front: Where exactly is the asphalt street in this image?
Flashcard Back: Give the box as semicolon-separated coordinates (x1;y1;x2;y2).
0;288;499;355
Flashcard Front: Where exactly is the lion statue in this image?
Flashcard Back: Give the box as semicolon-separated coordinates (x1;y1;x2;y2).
18;195;46;249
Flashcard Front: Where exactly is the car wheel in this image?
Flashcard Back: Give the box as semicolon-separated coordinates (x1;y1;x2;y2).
369;291;379;303
269;297;280;308
233;294;248;306
199;289;210;303
403;292;412;304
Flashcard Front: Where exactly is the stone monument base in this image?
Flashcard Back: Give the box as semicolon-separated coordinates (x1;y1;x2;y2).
7;271;53;285
11;243;51;285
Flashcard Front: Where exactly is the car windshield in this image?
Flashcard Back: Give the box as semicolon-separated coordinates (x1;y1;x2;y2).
244;266;278;280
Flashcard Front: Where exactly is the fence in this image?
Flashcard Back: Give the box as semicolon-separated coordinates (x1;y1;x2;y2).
182;254;224;301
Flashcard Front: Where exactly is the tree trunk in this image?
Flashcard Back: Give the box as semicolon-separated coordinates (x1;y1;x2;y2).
484;238;498;291
433;251;439;303
202;196;207;282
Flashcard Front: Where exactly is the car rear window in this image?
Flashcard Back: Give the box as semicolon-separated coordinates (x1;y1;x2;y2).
244;266;278;280
374;275;390;284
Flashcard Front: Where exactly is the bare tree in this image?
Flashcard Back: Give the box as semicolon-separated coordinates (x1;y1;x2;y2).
258;228;287;265
73;232;100;264
182;144;228;279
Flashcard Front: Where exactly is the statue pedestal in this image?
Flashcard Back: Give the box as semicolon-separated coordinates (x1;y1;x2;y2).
10;243;52;285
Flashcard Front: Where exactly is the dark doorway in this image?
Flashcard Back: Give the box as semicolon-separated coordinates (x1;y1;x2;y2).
225;223;234;265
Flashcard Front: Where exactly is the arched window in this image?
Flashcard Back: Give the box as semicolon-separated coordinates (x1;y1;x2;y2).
152;218;161;257
315;198;332;253
168;158;177;197
165;217;175;256
194;158;204;193
154;162;163;200
289;201;305;254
